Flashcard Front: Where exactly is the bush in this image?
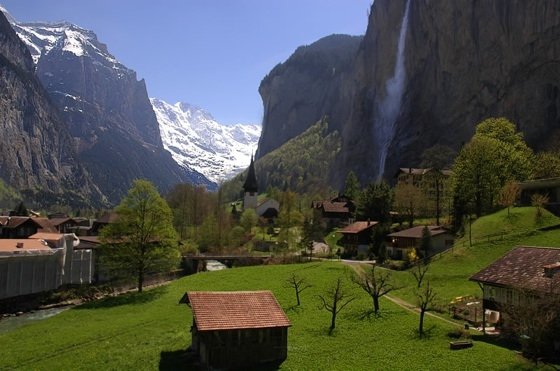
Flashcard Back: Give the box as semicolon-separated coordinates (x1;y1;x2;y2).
447;327;471;339
384;259;409;271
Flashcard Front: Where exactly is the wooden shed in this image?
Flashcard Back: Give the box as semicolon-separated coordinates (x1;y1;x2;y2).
182;290;291;369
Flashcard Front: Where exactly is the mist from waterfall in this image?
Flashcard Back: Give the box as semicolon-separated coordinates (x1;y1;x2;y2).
374;0;411;180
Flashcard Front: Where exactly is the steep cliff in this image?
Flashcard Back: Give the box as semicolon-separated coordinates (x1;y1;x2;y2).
257;34;362;158
343;0;560;183
258;0;560;188
13;20;213;203
0;11;103;207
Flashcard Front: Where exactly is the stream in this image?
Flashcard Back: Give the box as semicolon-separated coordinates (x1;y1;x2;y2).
0;306;72;334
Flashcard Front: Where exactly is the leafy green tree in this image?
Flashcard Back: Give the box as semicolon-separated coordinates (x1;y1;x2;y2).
12;201;28;216
452;118;532;218
370;224;388;264
101;180;179;292
229;226;246;247
344;171;361;201
532;151;560;179
394;183;425;227
358;181;393;223
239;208;258;234
420;144;456;170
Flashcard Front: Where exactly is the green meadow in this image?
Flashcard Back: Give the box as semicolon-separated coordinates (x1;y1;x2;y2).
1;206;558;370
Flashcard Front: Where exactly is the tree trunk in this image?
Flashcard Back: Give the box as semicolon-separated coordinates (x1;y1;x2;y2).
435;178;441;225
418;309;425;336
138;268;144;293
373;296;380;315
296;290;301;306
329;311;337;335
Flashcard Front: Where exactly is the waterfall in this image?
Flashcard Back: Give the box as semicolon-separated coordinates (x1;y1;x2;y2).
374;0;411;180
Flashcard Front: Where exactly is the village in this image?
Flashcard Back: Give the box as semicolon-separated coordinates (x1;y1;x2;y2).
1;119;560;369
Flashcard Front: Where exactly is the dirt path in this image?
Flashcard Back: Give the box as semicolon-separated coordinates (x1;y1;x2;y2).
344;261;462;328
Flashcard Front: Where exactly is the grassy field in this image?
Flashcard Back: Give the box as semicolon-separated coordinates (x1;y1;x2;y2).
388;206;560;305
0;261;542;370
0;206;557;370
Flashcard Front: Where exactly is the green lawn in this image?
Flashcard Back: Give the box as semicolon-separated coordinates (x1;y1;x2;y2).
0;262;540;370
389;206;560;305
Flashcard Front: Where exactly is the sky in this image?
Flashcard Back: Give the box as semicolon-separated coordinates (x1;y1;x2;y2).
1;1;372;125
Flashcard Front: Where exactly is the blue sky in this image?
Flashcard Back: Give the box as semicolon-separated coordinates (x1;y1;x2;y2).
2;1;372;124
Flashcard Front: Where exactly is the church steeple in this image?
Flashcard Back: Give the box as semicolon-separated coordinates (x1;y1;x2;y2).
243;154;258;194
243;154;258;210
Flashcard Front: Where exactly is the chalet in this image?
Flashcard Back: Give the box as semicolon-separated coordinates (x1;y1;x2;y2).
470;246;560;313
386;225;454;259
181;290;291;369
0;216;56;239
339;220;378;256
312;195;355;228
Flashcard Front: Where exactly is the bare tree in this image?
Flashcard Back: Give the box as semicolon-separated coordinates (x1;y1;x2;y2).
416;280;437;337
410;259;430;288
498;181;520;217
531;193;549;220
318;277;355;335
352;265;394;316
502;280;560;364
285;273;311;306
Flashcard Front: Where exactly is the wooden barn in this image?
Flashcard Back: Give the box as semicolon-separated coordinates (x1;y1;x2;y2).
181;290;291;369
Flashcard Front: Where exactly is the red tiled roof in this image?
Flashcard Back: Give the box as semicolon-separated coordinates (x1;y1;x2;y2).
29;232;65;241
0;216;30;228
0;239;52;253
32;218;56;232
387;225;449;239
339;221;378;234
186;291;291;331
470;246;560;293
49;217;73;227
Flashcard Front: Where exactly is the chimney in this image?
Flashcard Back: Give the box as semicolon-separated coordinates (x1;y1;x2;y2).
543;262;560;278
16;242;23;249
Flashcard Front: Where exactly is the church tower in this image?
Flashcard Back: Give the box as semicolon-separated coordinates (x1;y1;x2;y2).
243;155;258;210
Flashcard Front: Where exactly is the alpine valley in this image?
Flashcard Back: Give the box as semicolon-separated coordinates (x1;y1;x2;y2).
0;7;261;208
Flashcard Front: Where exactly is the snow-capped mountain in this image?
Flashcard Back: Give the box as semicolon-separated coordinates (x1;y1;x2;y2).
11;18;128;76
151;98;261;183
4;10;213;203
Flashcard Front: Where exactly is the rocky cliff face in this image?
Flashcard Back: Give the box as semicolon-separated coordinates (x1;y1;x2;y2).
257;34;362;157
0;11;103;206
12;20;212;203
258;0;560;187
344;0;560;183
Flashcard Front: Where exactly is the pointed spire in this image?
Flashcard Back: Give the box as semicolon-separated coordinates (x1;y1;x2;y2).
243;154;258;193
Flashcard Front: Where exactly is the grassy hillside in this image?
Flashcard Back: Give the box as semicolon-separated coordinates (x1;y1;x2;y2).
0;262;537;370
390;206;560;304
221;119;340;201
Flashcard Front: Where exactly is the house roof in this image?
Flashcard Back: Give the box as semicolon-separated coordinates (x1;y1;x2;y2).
387;225;449;239
185;291;291;331
339;221;378;234
322;201;350;213
0;216;55;231
0;239;53;254
470;246;560;293
518;177;560;190
396;168;452;177
49;217;75;227
29;232;65;241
